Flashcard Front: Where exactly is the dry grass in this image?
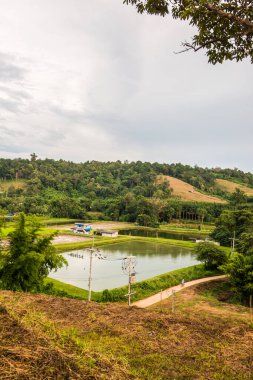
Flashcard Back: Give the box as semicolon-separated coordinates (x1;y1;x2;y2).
215;179;253;196
0;180;26;192
1;286;252;380
0;305;82;380
157;175;227;203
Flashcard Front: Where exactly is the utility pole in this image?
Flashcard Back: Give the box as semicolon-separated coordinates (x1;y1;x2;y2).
122;256;137;307
87;248;94;302
86;236;106;302
229;231;238;258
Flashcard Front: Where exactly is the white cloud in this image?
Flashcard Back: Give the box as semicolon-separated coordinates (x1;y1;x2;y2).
0;0;252;171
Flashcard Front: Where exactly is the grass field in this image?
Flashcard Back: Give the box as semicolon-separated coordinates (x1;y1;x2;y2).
157;175;227;203
1;280;252;379
215;178;253;196
53;235;199;253
121;223;214;235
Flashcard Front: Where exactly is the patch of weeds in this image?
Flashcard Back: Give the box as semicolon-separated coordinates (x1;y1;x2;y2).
0;304;7;314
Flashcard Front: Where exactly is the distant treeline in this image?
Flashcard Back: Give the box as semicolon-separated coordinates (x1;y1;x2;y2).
0;156;252;224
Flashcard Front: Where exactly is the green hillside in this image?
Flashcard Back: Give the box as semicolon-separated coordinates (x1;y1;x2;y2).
0;157;252;224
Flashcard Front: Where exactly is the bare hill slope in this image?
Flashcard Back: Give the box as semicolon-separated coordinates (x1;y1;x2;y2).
215;178;253;196
157;175;227;203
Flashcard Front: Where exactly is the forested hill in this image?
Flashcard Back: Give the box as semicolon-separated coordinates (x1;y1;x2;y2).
0;156;252;223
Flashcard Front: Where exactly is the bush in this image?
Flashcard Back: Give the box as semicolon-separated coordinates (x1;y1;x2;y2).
194;242;228;270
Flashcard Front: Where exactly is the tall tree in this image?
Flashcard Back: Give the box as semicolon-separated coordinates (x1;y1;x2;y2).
197;207;208;230
123;0;253;63
211;209;253;246
0;213;67;292
230;188;248;208
223;252;253;303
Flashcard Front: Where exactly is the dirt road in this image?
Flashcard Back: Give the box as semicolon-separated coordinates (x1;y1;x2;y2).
49;221;131;231
133;275;227;308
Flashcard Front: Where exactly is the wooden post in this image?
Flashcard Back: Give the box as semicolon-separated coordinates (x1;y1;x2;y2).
172;289;175;314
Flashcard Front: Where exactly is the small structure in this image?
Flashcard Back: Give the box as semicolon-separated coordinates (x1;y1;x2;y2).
189;237;220;245
71;223;92;234
96;229;118;238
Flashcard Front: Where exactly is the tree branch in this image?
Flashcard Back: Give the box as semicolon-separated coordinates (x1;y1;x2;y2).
205;2;253;33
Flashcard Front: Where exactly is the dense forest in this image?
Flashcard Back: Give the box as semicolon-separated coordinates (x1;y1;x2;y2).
0;155;252;225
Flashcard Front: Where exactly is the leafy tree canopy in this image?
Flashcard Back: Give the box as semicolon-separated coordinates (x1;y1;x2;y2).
223;252;253;299
211;208;253;246
221;226;253;302
124;0;253;64
230;188;248;208
194;241;228;269
0;213;67;292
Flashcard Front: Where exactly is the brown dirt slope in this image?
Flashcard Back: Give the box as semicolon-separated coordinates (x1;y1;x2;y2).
157;175;227;203
215;178;253;196
1;287;252;380
0;180;26;192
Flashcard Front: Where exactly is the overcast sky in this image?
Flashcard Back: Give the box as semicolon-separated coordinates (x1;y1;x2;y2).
0;0;252;172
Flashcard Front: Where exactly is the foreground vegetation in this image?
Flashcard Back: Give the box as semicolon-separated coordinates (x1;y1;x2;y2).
1;279;252;379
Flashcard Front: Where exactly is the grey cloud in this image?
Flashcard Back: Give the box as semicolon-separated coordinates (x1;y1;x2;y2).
0;125;27;137
0;97;23;113
0;85;31;101
0;53;27;83
0;0;252;172
0;144;28;153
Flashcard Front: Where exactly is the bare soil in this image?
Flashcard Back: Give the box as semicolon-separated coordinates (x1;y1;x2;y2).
50;221;131;231
215;178;253;196
157;175;227;203
52;234;92;245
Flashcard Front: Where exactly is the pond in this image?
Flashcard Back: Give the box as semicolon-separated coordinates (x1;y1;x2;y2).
119;228;206;241
49;241;199;291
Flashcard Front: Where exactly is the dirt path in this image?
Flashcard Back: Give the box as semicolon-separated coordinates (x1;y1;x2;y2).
49;221;131;231
52;234;92;244
133;275;227;308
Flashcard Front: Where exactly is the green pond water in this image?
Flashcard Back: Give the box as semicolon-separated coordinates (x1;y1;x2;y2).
49;240;198;291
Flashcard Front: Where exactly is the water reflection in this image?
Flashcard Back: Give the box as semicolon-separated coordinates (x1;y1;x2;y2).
49;241;198;291
120;229;205;241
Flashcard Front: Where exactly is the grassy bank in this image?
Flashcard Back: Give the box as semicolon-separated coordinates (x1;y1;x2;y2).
117;224;213;235
97;264;220;302
44;278;89;299
54;236;133;253
46;264;221;303
54;235;197;253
